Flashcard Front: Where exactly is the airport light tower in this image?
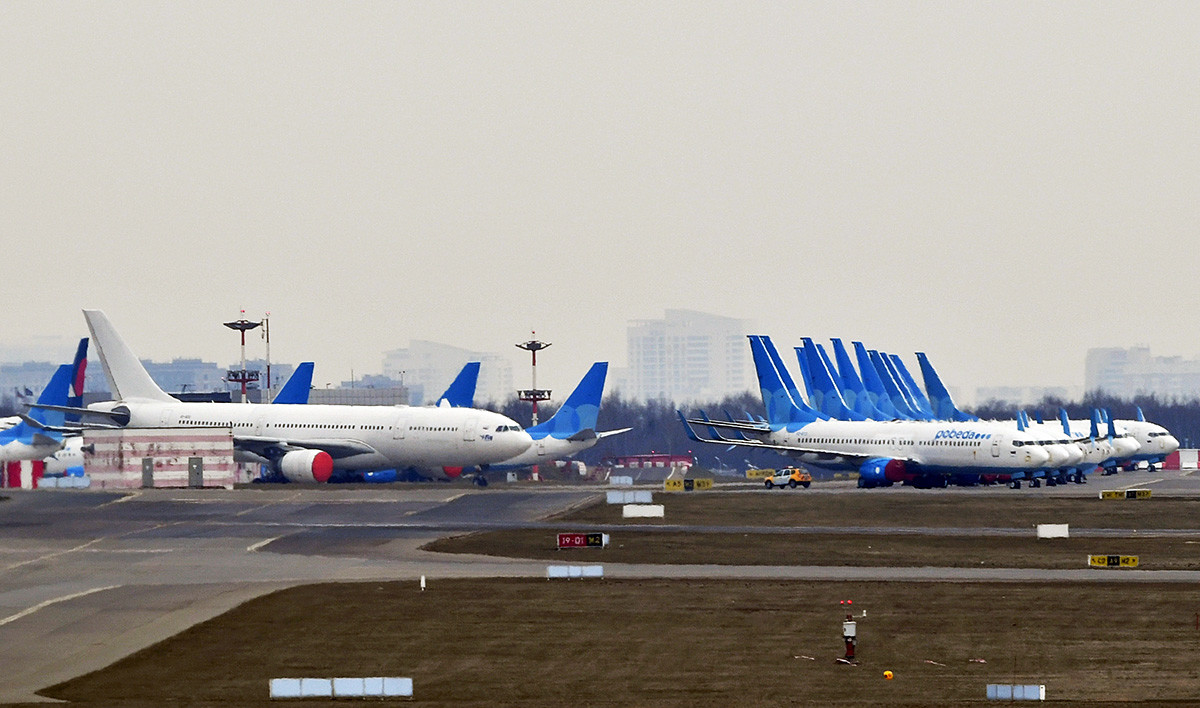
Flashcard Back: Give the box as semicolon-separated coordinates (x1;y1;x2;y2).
516;333;551;426
224;311;261;403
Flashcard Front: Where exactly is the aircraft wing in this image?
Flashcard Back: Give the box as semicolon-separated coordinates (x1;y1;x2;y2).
17;414;86;435
678;412;911;465
234;435;380;460
684;415;771;435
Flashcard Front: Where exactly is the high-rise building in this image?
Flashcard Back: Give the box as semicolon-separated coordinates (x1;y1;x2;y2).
382;341;513;405
1085;347;1200;400
623;309;752;403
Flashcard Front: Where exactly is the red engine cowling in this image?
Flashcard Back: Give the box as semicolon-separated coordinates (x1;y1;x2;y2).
279;450;334;483
441;466;463;479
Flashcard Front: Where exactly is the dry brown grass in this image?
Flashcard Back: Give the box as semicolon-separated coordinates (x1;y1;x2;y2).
35;579;1200;707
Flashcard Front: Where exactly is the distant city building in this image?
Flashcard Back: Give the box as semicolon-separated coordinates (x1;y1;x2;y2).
308;387;409;406
622;309;752;402
1086;347;1200;401
382;341;512;405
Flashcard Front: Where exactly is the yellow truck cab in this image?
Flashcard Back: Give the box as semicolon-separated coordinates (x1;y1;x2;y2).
764;467;812;489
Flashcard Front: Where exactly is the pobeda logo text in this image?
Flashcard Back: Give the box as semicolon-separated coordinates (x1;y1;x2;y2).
933;430;992;440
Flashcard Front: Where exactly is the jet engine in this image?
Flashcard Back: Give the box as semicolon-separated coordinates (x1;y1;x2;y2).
278;449;334;483
858;457;906;488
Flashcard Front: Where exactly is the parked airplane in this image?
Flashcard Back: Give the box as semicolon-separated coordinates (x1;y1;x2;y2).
53;310;534;483
1117;407;1179;471
681;336;1050;488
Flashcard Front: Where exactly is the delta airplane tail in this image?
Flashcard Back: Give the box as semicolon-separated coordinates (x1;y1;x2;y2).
437;362;480;408
271;362;314;404
526;362;609;440
83;310;176;403
915;352;977;422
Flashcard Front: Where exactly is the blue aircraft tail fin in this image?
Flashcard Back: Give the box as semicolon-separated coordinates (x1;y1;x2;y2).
6;365;74;444
831;338;884;420
1059;409;1072;436
868;349;923;420
889;354;936;419
527;362;607;439
1090;410;1101;440
272;362;314;404
915;352;976;422
798;338;866;421
854;342;906;420
748;336;818;427
1135;406;1145;423
437;362;480;407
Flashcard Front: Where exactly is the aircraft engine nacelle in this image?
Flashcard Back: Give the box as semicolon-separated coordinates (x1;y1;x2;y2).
278;449;334;483
441;466;463;479
859;457;907;486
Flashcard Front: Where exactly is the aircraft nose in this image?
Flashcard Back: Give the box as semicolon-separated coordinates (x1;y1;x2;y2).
1163;435;1180;454
508;430;534;457
1030;446;1051;467
1046;445;1068;467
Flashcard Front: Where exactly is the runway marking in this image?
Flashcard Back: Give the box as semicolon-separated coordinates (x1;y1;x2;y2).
99;492;141;507
246;536;282;553
235;491;304;517
1121;478;1163;489
0;584;121;628
1;538;105;572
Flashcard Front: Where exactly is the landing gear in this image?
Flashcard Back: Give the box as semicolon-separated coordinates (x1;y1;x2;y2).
1030;479;1041;488
473;475;489;487
1009;480;1022;489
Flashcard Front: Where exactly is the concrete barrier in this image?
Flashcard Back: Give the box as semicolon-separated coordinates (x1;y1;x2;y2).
1036;524;1069;539
271;677;412;699
987;683;1045;700
607;490;653;504
610;475;634;486
622;504;664;518
547;565;603;579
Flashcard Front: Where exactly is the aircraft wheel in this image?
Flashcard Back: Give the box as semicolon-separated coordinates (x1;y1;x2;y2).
474;476;488;487
1009;480;1021;489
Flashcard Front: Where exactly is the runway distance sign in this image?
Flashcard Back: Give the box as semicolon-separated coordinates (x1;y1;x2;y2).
1099;489;1152;500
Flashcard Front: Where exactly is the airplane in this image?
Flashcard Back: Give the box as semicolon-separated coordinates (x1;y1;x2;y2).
486;362;630;472
680;336;1051;488
43;310;534;484
1116;407;1179;471
435;362;480;407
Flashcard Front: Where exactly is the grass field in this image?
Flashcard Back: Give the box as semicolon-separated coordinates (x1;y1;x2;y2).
36;579;1200;706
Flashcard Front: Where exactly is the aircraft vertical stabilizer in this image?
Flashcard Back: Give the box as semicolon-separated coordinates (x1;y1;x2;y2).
798;338;866;421
83;310;175;403
868;349;923;420
437;362;480;408
831;338;885;420
271;362;315;404
759;337;825;422
915;352;977;422
748;336;818;427
853;342;908;420
527;362;607;439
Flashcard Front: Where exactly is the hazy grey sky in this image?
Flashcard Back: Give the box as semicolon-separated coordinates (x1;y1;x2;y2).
3;2;1198;397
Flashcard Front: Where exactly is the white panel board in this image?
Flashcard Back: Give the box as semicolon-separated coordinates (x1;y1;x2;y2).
299;678;333;697
382;677;413;697
581;565;604;578
633;490;653;504
333;678;365;697
1036;524;1069;539
547;565;570;578
622;504;664;518
269;678;302;699
363;677;385;696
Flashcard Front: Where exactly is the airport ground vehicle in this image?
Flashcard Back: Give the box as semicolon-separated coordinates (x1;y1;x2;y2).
764;467;811;489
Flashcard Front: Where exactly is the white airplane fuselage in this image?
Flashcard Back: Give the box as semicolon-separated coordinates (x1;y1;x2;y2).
767;419;1050;474
87;398;532;470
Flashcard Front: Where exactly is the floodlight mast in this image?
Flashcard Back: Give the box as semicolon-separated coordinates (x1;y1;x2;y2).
223;310;261;403
516;333;551;425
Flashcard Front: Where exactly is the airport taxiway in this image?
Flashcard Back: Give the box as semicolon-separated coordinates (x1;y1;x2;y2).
0;470;1196;703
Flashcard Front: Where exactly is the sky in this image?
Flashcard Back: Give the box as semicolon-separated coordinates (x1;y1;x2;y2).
2;2;1198;399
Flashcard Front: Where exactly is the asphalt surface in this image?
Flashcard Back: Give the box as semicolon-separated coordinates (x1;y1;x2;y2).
0;469;1196;703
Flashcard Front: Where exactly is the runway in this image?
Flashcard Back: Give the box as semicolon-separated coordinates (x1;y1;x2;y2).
0;470;1195;703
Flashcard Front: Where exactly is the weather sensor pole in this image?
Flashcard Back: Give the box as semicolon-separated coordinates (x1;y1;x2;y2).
224;310;261;403
516;333;552;426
